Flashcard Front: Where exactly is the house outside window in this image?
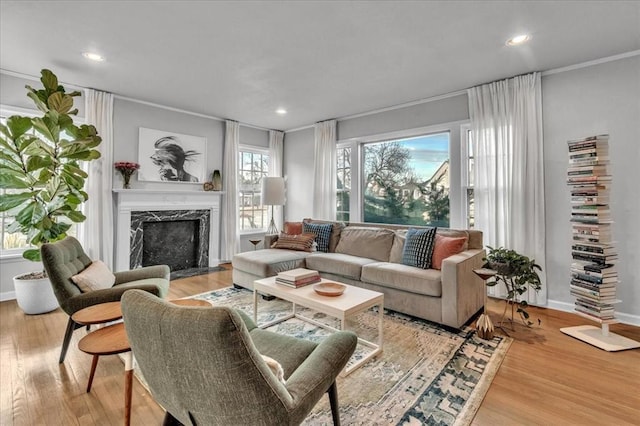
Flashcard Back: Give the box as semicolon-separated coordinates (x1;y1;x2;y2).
362;132;450;227
238;148;269;232
336;145;351;221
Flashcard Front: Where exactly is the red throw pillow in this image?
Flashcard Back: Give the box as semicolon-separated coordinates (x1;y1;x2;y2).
283;221;303;235
431;234;468;270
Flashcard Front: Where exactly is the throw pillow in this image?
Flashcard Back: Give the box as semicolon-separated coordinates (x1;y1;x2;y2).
283;221;303;235
431;234;468;270
271;233;316;252
261;354;286;384
71;260;116;292
401;227;438;269
302;222;333;253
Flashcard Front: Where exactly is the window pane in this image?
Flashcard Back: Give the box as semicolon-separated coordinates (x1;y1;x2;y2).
336;147;351;220
363;133;449;227
238;149;270;231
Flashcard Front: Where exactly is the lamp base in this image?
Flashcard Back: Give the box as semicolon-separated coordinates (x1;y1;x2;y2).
266;217;279;235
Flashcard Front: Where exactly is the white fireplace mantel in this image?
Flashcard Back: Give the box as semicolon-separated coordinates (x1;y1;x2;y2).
113;189;224;272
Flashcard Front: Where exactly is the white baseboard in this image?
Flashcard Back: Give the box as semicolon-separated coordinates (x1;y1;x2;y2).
1;291;16;302
546;299;640;327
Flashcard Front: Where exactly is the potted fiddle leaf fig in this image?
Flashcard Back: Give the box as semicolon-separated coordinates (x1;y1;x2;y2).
0;69;102;314
483;246;542;327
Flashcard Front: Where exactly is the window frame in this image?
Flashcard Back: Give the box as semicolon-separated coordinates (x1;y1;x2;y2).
460;124;474;229
336;143;352;221
237;145;270;234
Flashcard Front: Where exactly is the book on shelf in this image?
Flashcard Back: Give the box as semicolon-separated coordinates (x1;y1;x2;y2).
571;242;616;256
570;287;616;301
574;306;615;321
567;165;609;175
568;154;610;166
570;278;616;293
571;252;618;265
570;196;609;205
570;271;617;285
567;175;612;185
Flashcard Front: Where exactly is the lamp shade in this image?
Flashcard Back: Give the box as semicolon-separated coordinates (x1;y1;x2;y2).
261;177;285;206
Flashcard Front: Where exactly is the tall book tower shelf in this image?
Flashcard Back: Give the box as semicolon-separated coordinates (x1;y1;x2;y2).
560;135;639;351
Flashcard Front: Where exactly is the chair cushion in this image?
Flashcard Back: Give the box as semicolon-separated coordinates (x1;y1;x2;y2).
71;260;115;292
402;227;437;269
361;262;442;297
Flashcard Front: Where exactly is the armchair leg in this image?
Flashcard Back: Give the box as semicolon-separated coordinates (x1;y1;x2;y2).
328;381;340;426
59;317;77;364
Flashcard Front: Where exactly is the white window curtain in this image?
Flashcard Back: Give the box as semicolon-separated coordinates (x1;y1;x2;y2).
222;120;240;261
268;130;284;231
468;72;547;305
312;120;337;220
82;89;114;268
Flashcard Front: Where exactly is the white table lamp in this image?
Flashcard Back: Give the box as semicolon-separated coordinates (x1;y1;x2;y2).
261;177;285;235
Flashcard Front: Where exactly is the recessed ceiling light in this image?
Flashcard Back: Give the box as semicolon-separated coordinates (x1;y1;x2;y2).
276;108;287;115
506;34;530;46
82;52;105;62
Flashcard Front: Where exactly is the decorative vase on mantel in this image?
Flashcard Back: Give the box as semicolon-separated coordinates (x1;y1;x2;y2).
212;170;222;191
114;161;140;190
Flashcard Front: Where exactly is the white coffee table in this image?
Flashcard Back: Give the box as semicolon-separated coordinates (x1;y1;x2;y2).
253;276;384;376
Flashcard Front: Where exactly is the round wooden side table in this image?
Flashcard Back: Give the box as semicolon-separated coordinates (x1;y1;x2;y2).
249;239;262;250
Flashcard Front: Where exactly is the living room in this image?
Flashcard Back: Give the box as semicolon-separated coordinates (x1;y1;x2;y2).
1;1;639;425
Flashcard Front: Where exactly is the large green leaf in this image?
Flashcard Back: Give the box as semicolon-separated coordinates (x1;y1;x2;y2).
15;201;45;227
66;210;85;222
23;249;41;262
31;117;56;144
48;92;74;114
0;192;35;212
5;116;32;139
26;156;53;173
40;69;58;91
25;87;49;113
0;173;31;189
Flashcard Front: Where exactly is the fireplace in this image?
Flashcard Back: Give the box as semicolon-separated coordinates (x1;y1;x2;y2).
130;210;210;270
113;190;222;273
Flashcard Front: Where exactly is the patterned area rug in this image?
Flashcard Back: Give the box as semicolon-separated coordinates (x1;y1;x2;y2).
187;287;512;426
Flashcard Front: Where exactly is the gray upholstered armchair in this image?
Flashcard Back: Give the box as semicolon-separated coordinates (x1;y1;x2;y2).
40;236;170;363
121;290;357;426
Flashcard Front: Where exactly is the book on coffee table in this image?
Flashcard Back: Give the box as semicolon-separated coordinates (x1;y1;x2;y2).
276;268;321;288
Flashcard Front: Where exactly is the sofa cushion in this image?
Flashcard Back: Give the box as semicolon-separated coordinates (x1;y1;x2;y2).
335;227;394;262
361;262;442;297
271;233;315;252
431;234;468;270
302;222;333;252
390;228;469;264
303;219;345;252
402;227;437;269
232;249;309;278
283;221;303;235
305;253;378;280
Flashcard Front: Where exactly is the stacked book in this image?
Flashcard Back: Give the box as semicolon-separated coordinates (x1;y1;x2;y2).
276;268;321;288
567;135;618;321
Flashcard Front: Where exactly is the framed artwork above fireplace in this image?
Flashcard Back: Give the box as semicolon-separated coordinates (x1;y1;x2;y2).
138;127;206;183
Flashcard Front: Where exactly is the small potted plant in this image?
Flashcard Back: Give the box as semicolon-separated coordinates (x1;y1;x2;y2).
0;69;102;314
483;246;542;327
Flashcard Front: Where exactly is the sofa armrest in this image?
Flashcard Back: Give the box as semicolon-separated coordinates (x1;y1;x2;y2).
113;264;170;284
440;248;486;328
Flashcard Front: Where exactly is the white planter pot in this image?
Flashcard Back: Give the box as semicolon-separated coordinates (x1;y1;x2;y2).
13;274;59;315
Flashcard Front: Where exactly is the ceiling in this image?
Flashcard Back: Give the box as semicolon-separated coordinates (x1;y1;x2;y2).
1;1;639;131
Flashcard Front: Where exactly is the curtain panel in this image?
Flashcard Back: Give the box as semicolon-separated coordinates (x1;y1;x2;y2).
468;72;547;305
83;89;114;268
268;130;284;231
222;120;240;261
312;120;337;220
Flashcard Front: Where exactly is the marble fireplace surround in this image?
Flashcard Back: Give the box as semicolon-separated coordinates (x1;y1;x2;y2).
113;190;222;273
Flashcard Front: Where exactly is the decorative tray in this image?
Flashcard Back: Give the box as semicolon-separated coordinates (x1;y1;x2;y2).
313;282;346;297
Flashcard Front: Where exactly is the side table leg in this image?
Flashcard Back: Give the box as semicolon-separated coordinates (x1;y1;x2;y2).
253;289;258;323
124;351;133;426
87;354;99;392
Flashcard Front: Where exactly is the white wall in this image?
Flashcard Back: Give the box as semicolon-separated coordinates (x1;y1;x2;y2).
542;55;640;320
283;128;316;221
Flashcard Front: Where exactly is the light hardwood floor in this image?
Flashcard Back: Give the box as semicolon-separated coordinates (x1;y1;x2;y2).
1;266;639;425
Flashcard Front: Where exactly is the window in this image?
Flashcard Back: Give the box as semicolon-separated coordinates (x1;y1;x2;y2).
462;126;474;228
362;132;450;227
238;148;270;232
0;112;80;255
336;145;351;221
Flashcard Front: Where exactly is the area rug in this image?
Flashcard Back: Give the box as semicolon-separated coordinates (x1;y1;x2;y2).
184;287;512;426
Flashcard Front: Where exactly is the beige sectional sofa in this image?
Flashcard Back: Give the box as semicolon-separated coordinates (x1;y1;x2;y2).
232;220;485;329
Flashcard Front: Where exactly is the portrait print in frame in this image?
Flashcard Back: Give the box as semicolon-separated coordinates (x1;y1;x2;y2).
138;127;206;183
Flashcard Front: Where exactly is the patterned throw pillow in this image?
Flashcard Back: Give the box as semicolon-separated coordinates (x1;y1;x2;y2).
271;233;316;252
401;227;438;269
302;222;333;253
